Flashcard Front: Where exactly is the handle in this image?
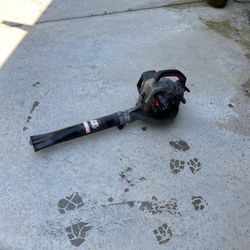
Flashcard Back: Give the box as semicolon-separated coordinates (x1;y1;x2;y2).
154;69;187;86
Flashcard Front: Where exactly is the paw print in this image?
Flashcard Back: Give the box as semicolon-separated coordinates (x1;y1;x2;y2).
169;140;190;151
153;223;172;245
58;192;84;214
187;158;202;174
191;196;207;210
169;159;185;174
65;222;92;246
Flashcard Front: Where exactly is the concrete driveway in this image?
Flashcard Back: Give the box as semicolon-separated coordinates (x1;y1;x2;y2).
0;1;249;249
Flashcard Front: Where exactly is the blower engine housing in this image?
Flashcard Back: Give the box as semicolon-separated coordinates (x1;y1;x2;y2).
136;69;190;119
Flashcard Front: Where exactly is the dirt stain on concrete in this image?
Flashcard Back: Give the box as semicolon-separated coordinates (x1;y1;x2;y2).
119;166;137;188
242;79;250;97
26;115;32;123
167;0;206;9
101;201;135;208
30;101;39;114
119;172;126;178
32;81;40;87
202;18;250;59
245;53;250;59
205;17;250;135
138;197;180;215
101;197;180;215
204;20;233;38
217;82;250;136
23;102;39;131
108;197;113;202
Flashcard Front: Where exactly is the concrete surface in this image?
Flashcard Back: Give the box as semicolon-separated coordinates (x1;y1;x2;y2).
0;1;250;250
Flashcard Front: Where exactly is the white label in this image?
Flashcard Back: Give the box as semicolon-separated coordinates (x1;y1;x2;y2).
90;120;99;129
83;122;90;134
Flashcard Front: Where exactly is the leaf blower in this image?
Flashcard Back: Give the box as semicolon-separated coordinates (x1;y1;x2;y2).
30;69;190;152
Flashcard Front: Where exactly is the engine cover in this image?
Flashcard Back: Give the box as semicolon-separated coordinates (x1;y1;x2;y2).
136;69;190;118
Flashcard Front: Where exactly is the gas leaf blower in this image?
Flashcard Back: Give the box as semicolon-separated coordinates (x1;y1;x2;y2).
30;69;190;152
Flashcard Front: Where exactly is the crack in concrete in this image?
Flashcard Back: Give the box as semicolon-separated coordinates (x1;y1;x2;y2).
4;1;205;28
